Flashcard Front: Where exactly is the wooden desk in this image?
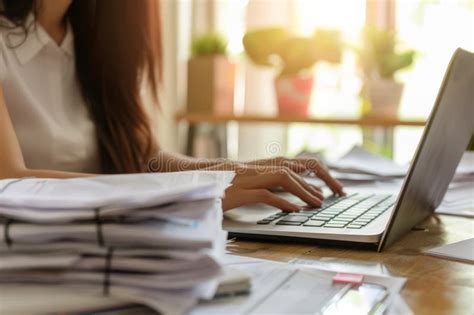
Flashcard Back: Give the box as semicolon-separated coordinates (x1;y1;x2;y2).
175;112;427;157
227;215;474;315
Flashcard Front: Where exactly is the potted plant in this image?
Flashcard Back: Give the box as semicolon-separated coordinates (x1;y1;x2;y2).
243;27;343;116
187;33;235;115
358;27;416;118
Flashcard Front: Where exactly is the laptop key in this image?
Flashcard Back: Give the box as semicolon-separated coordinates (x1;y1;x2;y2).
300;208;321;214
352;220;370;225
278;216;308;223
324;223;346;228
303;220;325;227
336;214;358;219
354;216;372;221
319;212;341;217
346;224;364;229
290;212;314;217
257;220;272;224
331;218;353;223
312;215;332;221
360;215;378;220
327;205;349;210
366;210;382;214
275;221;302;226
265;215;280;220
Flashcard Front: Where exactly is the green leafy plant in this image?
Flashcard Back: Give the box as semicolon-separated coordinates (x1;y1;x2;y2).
359;27;416;79
243;27;343;77
191;33;228;57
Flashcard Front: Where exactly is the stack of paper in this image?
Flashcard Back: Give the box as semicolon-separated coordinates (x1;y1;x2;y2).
0;171;235;315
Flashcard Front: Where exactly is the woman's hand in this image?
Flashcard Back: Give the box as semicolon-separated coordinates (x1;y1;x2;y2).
222;164;341;212
245;156;344;195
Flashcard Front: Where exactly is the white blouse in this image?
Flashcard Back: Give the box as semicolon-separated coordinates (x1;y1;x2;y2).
0;18;100;173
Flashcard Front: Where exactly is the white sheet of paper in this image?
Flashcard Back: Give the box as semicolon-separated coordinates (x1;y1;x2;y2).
0;171;234;210
0;205;223;249
455;151;474;175
327;146;408;177
0;282;202;315
0;198;218;224
192;255;407;315
424;238;474;264
435;181;474;217
0;251;219;274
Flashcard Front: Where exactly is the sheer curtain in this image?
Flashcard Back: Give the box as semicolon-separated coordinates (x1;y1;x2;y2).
154;0;192;153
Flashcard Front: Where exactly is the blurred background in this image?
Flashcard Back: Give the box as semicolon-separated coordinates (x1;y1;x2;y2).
158;0;474;164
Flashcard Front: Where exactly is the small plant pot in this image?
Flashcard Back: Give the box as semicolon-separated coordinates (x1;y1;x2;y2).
362;78;404;118
187;55;235;115
274;75;314;116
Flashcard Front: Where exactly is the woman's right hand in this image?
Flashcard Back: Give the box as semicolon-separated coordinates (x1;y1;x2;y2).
222;166;337;212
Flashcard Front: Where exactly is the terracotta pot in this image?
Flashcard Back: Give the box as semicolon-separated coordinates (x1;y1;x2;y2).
274;75;314;116
362;78;404;118
187;55;235;115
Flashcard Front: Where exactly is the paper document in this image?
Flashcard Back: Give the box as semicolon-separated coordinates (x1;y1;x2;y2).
191;255;407;315
424;238;474;264
0;171;234;210
326;146;408;177
435;182;474;218
303;147;473;185
0;171;235;315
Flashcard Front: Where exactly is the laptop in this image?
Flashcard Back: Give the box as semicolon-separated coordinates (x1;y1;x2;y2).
224;48;474;251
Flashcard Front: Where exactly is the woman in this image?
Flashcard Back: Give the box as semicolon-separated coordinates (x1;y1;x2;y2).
0;0;343;212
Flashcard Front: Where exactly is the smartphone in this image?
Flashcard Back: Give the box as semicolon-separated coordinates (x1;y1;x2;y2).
322;283;389;315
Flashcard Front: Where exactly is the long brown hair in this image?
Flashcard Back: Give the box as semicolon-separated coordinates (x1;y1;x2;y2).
1;0;162;173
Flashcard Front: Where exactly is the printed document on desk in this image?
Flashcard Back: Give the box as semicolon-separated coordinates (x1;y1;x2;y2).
424;238;474;264
191;254;408;315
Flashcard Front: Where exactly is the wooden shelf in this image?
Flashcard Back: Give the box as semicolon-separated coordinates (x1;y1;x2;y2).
176;112;426;127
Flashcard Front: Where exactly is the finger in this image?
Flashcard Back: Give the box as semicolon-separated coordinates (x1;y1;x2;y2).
233;171;322;207
310;184;323;193
278;173;323;207
282;160;307;173
297;158;344;195
250;189;301;212
287;170;325;200
222;187;300;212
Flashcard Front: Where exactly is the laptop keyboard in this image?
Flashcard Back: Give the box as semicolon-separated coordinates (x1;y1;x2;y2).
256;194;396;229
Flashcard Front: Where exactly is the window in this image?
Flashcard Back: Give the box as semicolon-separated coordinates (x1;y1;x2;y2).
208;0;473;161
288;0;367;160
394;0;474;162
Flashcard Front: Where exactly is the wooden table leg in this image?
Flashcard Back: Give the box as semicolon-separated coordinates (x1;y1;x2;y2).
186;123;196;157
215;123;228;159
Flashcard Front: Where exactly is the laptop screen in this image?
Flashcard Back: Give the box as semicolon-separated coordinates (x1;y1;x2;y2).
379;48;474;251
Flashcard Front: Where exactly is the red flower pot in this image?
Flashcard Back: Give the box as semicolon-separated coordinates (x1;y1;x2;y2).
274;75;314;116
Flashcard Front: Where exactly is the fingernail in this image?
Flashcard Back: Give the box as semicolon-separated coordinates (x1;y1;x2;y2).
312;198;322;207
